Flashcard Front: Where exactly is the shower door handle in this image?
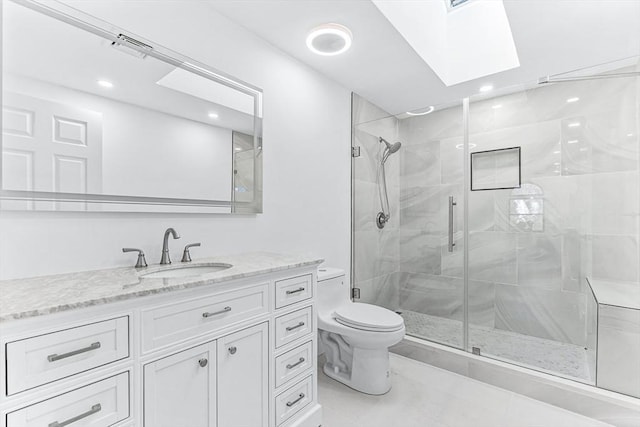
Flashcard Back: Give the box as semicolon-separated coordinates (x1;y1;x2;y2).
448;196;457;252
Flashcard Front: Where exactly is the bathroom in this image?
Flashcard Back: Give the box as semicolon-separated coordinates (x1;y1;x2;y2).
0;0;639;426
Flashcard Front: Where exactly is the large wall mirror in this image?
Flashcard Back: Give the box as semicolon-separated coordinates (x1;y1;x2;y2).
1;0;263;213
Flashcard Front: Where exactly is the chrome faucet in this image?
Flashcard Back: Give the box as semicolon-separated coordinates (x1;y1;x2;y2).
160;228;180;265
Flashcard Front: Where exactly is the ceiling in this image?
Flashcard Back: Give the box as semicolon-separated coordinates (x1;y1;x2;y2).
207;0;640;115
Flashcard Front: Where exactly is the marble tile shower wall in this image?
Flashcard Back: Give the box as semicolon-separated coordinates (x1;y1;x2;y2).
397;74;639;348
352;94;401;310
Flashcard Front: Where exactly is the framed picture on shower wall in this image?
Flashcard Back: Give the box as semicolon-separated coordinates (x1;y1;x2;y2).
470;146;521;191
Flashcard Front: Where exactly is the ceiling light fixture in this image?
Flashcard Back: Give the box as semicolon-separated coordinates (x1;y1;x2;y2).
455;143;477;150
208;112;219;119
97;79;114;88
567;139;579;144
566;97;580;103
479;84;494;93
567;122;581;128
406;106;435;116
306;23;352;56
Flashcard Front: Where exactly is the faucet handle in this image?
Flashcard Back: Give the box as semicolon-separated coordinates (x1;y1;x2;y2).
181;243;201;263
122;248;148;268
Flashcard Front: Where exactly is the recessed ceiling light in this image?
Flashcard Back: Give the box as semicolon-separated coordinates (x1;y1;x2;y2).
306;23;352;56
208;112;219;119
566;97;580;103
455;143;477;150
479;84;494;93
406;106;435;116
567;122;581;128
492;104;502;109
97;79;114;88
567;139;579;144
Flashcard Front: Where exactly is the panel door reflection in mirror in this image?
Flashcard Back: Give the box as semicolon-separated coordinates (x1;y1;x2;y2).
1;0;263;213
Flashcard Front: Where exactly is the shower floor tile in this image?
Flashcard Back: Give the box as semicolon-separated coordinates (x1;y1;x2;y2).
399;310;593;383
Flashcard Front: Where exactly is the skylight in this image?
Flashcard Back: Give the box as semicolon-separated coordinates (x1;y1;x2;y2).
373;0;520;86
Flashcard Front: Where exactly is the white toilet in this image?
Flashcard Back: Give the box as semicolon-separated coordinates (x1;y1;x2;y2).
317;267;405;395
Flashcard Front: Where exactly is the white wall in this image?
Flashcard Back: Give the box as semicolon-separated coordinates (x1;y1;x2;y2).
0;1;352;279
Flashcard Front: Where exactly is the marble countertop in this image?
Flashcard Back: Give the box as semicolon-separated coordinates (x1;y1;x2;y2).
0;252;323;322
587;278;640;310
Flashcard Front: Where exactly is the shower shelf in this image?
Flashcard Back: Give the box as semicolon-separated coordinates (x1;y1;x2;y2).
586;277;640;398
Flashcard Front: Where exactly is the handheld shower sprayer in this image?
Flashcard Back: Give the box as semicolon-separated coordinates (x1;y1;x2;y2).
377;137;402;229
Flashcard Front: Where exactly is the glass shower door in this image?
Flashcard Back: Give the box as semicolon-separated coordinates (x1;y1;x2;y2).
393;101;467;349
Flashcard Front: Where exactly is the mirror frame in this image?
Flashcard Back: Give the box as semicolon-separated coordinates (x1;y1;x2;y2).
0;0;263;213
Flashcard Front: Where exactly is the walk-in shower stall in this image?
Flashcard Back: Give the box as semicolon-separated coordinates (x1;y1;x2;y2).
351;58;640;398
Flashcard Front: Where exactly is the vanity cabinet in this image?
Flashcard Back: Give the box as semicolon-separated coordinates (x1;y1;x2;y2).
0;256;323;427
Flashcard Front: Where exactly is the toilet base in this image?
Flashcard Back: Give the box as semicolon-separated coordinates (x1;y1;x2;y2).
322;346;392;395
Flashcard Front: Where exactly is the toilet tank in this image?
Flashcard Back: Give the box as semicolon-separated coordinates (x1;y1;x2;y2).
317;267;349;313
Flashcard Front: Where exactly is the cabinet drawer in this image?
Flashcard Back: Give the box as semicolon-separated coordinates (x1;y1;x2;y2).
275;376;313;426
275;307;313;349
7;372;129;427
274;274;312;309
142;283;268;352
6;317;129;395
275;341;313;388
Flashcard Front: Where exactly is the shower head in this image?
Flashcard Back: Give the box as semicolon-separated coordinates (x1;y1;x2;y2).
379;137;402;154
379;137;402;163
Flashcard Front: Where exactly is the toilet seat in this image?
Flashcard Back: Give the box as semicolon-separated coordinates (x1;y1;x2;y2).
333;303;404;332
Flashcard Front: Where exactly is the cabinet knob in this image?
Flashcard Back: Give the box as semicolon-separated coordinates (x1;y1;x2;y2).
198;358;208;367
228;346;237;355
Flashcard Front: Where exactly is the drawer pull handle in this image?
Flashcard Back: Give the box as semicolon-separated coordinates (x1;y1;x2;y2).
286;287;306;295
48;403;101;427
202;306;231;318
286;393;305;407
286;321;305;332
198;358;208;367
47;342;101;362
229;346;237;355
286;357;306;370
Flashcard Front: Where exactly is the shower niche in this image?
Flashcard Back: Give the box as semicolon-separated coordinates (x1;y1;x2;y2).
470;146;521;191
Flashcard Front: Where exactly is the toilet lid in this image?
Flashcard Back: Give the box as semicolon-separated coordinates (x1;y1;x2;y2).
333;303;404;332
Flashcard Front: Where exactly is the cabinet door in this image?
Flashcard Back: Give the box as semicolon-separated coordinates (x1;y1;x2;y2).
217;322;268;427
144;342;216;427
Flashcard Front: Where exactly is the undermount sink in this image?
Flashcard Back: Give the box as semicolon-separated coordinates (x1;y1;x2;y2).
141;263;232;279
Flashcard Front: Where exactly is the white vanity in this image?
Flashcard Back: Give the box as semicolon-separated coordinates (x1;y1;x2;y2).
0;253;323;427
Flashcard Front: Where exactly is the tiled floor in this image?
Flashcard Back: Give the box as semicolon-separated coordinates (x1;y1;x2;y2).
400;310;593;383
318;353;611;427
